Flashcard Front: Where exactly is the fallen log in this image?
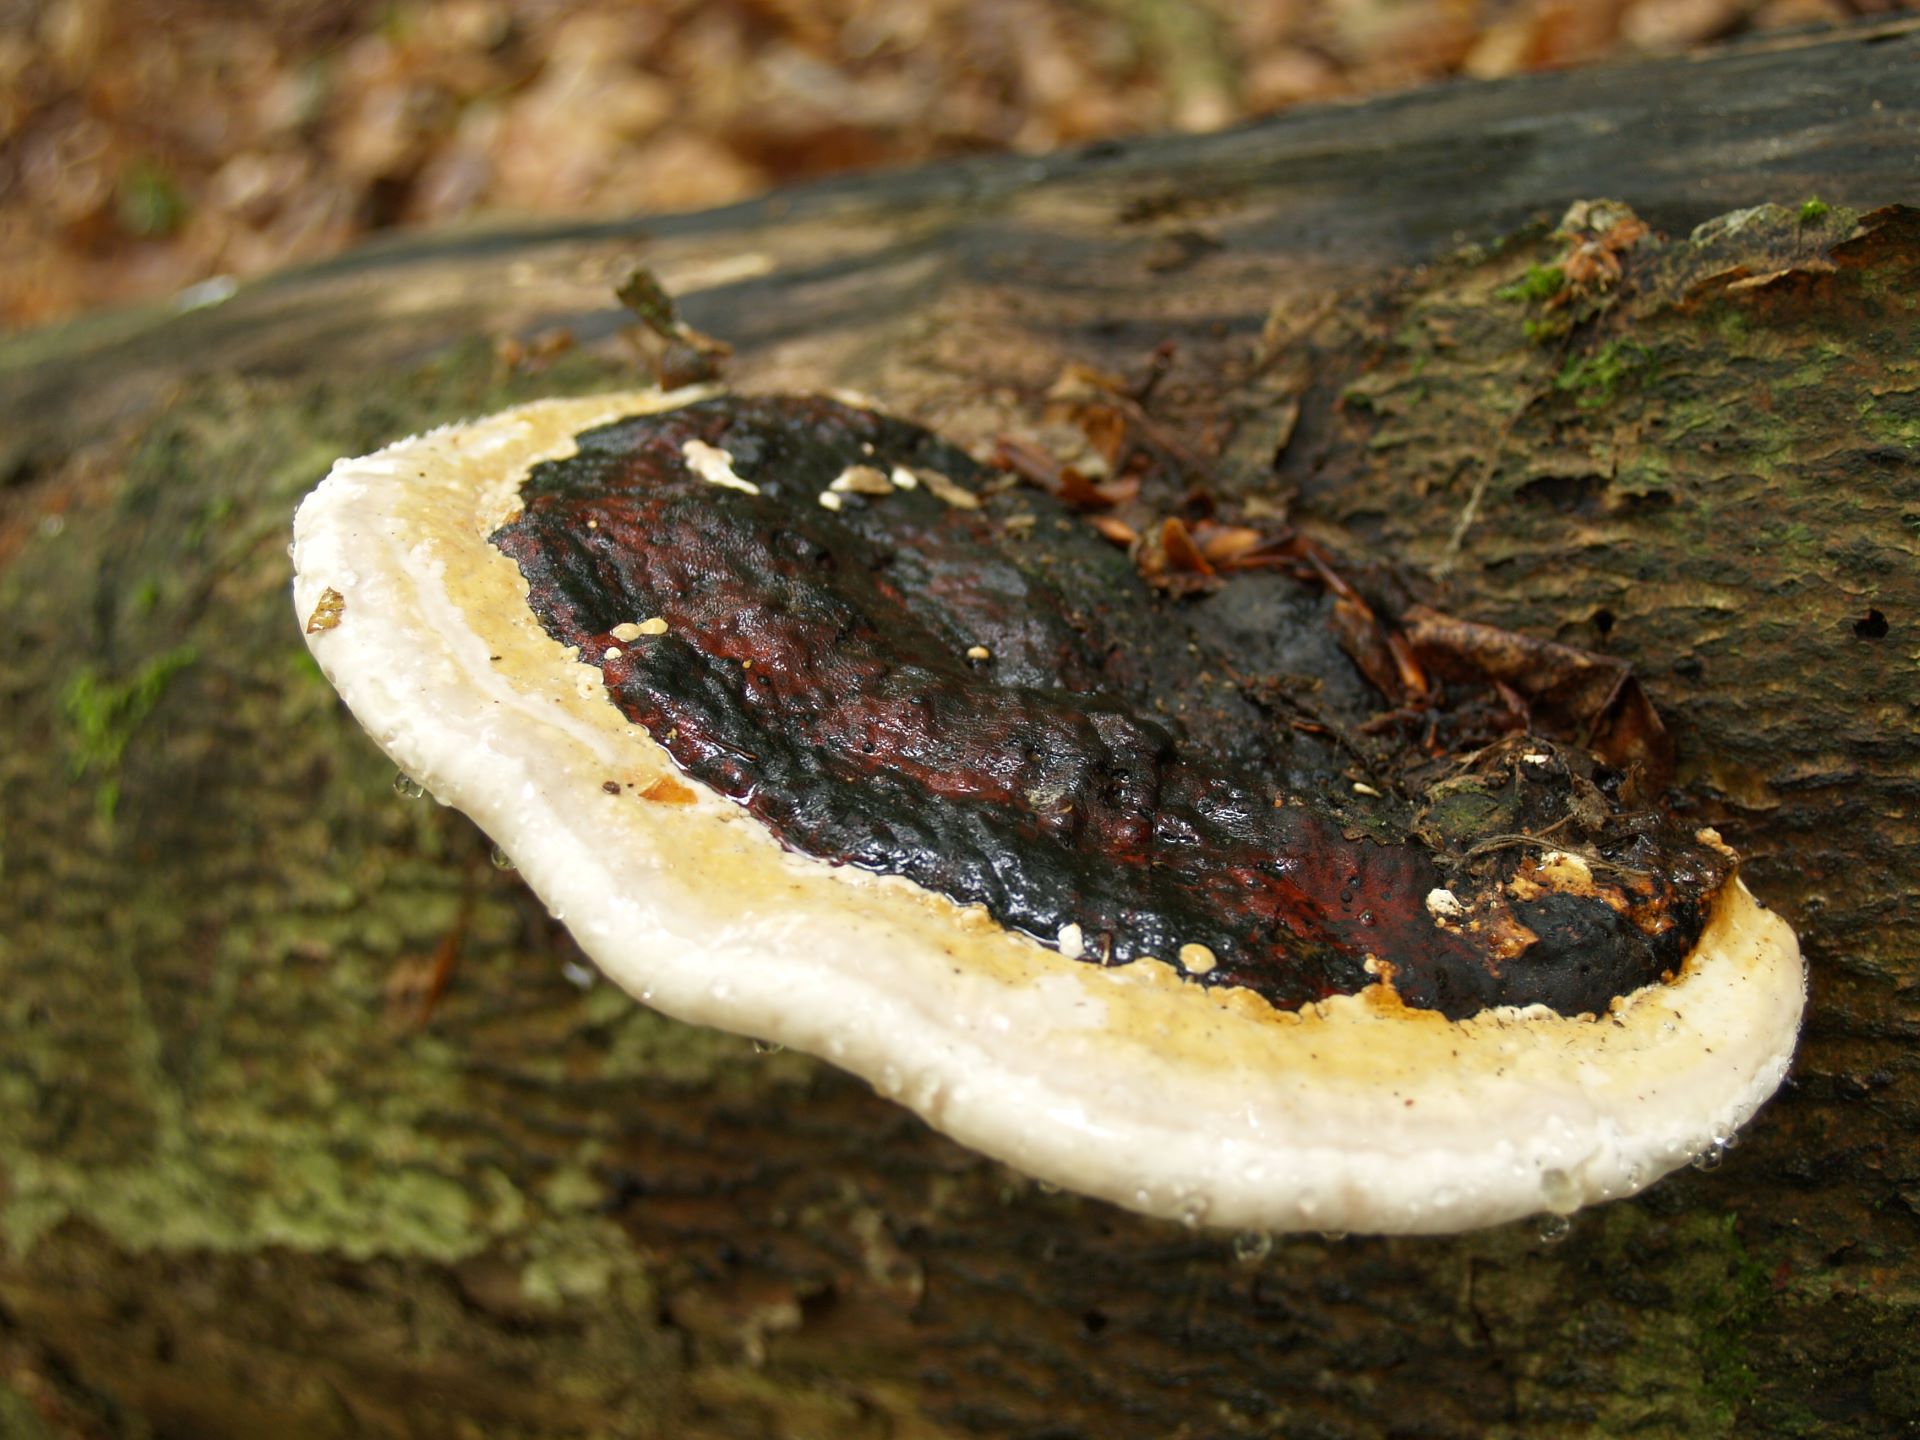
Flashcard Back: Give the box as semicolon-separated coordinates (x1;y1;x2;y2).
2;19;1917;1439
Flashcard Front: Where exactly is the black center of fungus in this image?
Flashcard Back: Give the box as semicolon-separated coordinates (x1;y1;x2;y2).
493;395;1728;1020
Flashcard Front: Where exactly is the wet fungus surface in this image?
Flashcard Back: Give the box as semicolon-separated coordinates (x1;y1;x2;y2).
493;395;1730;1021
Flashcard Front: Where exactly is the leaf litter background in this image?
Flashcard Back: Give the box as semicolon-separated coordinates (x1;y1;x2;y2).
0;0;1907;331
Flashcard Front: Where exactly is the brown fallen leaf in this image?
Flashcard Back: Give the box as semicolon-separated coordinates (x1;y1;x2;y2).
1192;522;1266;565
1055;468;1114;509
1160;516;1215;575
1078;403;1131;466
1385;630;1431;698
1208;532;1305;573
993;434;1114;509
1042;357;1209;484
994;433;1064;488
1287;544;1420;706
1401;605;1673;793
1133;515;1221;595
1329;592;1408;705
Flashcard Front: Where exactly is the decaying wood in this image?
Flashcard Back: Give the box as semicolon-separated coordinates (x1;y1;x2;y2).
2;20;1917;1440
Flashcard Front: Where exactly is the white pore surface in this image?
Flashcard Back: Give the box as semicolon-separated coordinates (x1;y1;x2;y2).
290;389;1807;1236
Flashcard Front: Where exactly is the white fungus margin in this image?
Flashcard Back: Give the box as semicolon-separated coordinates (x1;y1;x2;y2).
291;388;1806;1236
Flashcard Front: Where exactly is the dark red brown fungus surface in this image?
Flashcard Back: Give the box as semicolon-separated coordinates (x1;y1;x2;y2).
491;395;1729;1019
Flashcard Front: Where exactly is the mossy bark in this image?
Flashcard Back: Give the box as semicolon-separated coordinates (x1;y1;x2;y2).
4;22;1919;1440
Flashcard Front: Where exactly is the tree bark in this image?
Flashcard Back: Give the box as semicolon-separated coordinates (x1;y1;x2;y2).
3;19;1918;1440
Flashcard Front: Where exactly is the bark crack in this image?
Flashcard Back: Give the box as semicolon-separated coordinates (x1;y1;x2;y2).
1463;1257;1520;1425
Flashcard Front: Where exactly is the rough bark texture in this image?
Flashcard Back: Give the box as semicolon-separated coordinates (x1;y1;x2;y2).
3;20;1918;1440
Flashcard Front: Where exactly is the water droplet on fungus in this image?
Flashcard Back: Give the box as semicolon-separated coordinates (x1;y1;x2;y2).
1540;1167;1577;1209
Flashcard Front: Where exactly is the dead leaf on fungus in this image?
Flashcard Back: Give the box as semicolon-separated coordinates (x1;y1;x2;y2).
1401;605;1674;793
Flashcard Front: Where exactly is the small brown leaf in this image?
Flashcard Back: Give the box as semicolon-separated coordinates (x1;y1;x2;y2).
1329;594;1406;704
993;436;1114;510
1385;631;1430;699
1401;606;1673;791
1134;517;1221;595
1192;523;1265;565
1211;532;1304;572
994;434;1065;490
1160;516;1215;575
1054;468;1113;510
1078;404;1130;466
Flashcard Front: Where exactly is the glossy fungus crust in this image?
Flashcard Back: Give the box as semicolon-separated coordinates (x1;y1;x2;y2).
491;395;1731;1020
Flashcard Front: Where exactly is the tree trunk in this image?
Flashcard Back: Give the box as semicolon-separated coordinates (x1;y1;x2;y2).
3;20;1918;1440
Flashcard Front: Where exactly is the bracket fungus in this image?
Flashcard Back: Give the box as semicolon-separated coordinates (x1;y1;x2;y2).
291;388;1804;1235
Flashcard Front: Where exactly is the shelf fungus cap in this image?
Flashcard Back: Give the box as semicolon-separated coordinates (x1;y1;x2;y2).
291;389;1805;1236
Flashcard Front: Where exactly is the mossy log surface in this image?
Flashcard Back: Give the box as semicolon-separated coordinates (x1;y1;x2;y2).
4;21;1918;1440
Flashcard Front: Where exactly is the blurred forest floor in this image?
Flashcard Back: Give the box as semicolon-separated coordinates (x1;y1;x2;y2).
1;0;1906;331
